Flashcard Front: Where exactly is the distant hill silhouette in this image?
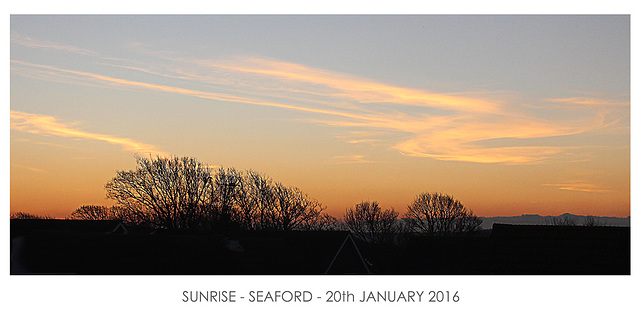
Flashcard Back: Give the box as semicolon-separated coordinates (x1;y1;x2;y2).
478;213;630;229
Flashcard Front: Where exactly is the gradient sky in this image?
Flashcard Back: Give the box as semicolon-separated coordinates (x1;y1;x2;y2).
10;15;630;219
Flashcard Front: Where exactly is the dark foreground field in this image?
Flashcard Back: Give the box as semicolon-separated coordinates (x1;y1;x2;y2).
10;220;630;275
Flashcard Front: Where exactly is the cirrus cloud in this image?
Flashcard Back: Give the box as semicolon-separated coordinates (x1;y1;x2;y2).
10;39;628;165
542;181;613;193
10;110;167;156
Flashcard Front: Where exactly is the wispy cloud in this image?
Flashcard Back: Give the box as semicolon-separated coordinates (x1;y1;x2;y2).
10;110;167;156
328;155;377;165
209;57;504;115
11;163;46;173
542;181;613;193
11;60;371;121
547;97;629;107
11;33;99;56
11;137;74;149
10;45;626;165
189;57;624;164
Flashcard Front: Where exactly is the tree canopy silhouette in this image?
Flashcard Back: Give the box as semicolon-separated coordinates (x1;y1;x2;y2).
104;155;328;231
106;155;214;229
10;212;51;220
67;205;132;222
344;201;405;244
406;192;481;236
227;169;327;230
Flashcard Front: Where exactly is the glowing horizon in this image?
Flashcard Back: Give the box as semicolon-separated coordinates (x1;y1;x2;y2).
10;15;630;219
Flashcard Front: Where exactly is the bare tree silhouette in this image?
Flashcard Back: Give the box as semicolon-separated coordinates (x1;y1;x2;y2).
68;205;114;220
67;205;135;223
209;166;244;228
544;215;578;226
297;214;343;231
344;201;404;244
102;155;327;231
406;192;481;236
105;155;214;230
10;212;52;220
234;170;326;230
583;216;607;226
544;215;608;226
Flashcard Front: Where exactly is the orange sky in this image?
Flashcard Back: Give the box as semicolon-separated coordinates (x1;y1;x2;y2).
10;15;630;219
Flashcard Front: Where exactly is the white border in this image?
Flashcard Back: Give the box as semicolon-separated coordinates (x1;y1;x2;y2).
4;3;637;322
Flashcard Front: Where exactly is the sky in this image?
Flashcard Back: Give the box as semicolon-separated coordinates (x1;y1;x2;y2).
9;15;630;219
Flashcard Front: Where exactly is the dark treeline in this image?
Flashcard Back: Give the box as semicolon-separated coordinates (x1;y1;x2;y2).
10;212;53;220
16;155;483;239
81;155;335;231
